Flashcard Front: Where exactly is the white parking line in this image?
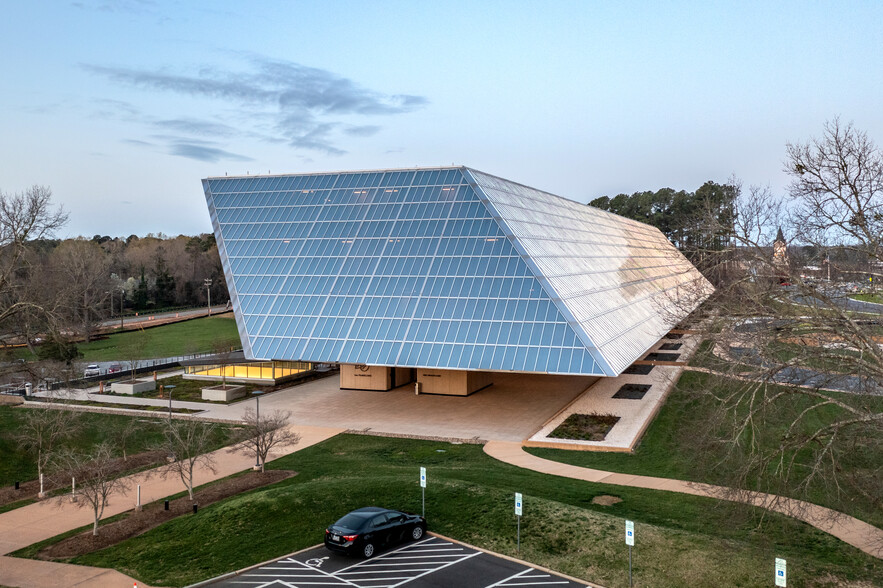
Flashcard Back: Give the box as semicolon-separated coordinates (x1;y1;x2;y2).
486;568;572;587
237;556;360;587
329;537;480;588
224;537;492;588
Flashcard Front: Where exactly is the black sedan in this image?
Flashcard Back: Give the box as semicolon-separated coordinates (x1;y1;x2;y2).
325;506;426;558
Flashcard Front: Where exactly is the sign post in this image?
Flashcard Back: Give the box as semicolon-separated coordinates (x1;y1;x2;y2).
625;520;635;587
515;492;523;552
420;467;426;518
775;558;786;587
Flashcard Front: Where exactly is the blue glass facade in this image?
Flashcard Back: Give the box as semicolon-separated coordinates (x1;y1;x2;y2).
204;167;711;376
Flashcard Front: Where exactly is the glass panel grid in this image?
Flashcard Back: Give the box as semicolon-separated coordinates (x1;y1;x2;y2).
205;167;707;376
465;168;713;375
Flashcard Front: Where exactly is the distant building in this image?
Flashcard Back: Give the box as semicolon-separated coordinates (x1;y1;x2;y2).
204;167;713;395
773;227;790;269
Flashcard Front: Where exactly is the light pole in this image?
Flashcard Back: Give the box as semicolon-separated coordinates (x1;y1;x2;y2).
119;287;125;329
204;278;212;316
165;384;176;422
253;390;264;470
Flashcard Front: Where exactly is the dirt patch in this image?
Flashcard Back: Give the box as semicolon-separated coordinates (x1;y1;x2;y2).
548;413;620;441
591;495;622;506
0;450;167;508
37;469;294;560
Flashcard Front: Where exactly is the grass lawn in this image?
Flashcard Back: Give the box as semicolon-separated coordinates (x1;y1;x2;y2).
0;406;237;486
116;374;271;404
57;435;881;588
14;315;241;362
527;370;883;529
851;293;883;305
687;339;761;374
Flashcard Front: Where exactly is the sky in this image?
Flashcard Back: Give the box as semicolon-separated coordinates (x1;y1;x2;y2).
2;0;882;238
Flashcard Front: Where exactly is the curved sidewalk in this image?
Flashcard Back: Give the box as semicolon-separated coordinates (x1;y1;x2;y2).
0;425;344;588
484;440;883;559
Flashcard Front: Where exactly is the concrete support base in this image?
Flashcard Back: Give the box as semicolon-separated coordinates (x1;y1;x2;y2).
111;379;156;395
340;365;414;390
201;385;246;401
416;369;492;396
341;365;491;396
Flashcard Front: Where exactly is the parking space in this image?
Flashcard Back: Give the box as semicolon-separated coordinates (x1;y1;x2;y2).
211;536;587;588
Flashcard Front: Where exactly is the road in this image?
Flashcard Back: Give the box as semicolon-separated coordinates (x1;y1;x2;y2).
209;536;590;588
99;304;231;329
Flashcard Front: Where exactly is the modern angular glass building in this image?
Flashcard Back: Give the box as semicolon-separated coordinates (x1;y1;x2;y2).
204;167;712;395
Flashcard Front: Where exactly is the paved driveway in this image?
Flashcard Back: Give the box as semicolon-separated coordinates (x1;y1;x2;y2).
209;536;589;587
202;373;597;442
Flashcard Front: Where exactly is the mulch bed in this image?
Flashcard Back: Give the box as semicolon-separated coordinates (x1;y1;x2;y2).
0;450;167;508
623;364;654;375
37;469;294;560
644;352;681;362
612;383;652;400
548;413;620;442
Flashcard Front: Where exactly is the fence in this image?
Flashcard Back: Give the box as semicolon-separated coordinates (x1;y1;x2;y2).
37;349;245;392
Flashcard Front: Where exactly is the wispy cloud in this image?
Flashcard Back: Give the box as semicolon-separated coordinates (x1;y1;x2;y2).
345;125;382;137
153;118;238;137
168;142;253;163
83;55;428;158
71;0;158;15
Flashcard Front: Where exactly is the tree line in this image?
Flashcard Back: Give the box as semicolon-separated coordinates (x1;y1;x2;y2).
4;216;229;351
589;180;737;281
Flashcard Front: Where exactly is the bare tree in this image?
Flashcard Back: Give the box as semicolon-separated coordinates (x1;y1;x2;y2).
155;417;218;501
120;330;149;382
49;238;112;342
212;337;241;390
13;403;81;497
50;442;129;536
687;119;883;523
0;186;68;377
228;407;300;473
112;414;140;461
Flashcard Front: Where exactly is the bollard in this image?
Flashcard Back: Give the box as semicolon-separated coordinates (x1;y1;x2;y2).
192;503;198;514
136;484;141;511
14;481;19;490
71;477;77;502
164;499;170;510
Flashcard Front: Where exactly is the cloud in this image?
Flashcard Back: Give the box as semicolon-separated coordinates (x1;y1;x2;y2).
91;98;141;118
153;118;238;137
82;55;428;157
71;0;158;15
345;125;382;137
168;142;253;163
285;123;345;156
123;136;250;163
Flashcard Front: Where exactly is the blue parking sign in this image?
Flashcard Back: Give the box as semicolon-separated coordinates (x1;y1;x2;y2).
775;558;786;587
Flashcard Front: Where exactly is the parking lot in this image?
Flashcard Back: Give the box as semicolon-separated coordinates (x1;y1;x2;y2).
209;535;588;587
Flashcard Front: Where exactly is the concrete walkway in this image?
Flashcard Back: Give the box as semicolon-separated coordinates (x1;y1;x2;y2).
0;424;344;588
484;441;883;560
527;335;698;451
